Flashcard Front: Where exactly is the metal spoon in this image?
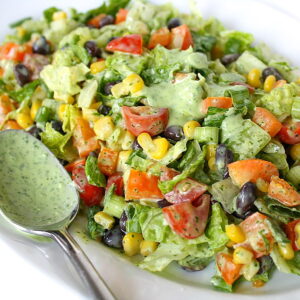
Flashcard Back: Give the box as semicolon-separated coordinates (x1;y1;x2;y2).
0;130;115;300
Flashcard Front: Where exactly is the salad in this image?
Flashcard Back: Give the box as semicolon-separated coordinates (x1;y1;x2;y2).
1;0;300;293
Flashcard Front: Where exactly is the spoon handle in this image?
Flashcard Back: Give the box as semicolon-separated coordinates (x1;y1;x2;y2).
49;229;116;300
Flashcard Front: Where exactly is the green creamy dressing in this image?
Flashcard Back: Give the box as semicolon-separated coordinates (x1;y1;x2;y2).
0;131;78;230
142;75;205;126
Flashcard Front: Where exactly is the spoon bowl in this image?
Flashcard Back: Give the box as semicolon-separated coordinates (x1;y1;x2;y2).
0;130;115;300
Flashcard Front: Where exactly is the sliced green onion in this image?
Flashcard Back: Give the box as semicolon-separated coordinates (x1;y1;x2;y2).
103;185;126;218
194;127;219;144
291;97;300;121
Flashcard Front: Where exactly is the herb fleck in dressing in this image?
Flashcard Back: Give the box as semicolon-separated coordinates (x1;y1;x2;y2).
0;130;78;229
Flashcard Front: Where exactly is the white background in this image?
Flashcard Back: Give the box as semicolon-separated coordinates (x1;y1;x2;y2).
0;1;300;300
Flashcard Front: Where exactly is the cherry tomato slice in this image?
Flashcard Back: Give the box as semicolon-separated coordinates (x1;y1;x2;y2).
106;34;143;55
106;173;124;196
169;24;193;50
278;118;300;145
148;27;171;49
72;165;104;206
164;178;207;204
0;42;32;61
122;106;169;137
162;194;211;239
115;8;128;24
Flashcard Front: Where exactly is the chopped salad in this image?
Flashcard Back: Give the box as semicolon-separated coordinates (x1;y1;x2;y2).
1;0;300;292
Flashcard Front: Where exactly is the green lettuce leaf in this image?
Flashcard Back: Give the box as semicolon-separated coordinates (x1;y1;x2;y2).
203;107;228;127
178;255;213;271
43;7;60;23
86;206;105;240
41;123;72;160
211;275;232;292
220;30;254;54
9;79;41;103
192;32;216;53
85;155;106;188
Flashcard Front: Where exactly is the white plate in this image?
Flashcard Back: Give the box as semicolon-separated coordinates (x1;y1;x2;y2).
0;1;299;299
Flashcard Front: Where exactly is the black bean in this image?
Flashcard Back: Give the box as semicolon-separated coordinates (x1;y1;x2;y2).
262;67;283;81
32;36;51;55
58;158;69;166
232;209;256;220
131;139;142;150
215;144;234;178
119;211;127;234
97;104;111;115
164;125;184;142
157;199;172;208
51;120;64;134
99;15;115;28
84;41;101;58
167;18;181;30
14;64;31;86
103;80;122;95
27;125;42;140
220;53;240;66
102;225;124;249
236;182;256;216
257;256;273;274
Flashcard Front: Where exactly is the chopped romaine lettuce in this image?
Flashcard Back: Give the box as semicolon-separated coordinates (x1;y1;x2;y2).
85;155;106;188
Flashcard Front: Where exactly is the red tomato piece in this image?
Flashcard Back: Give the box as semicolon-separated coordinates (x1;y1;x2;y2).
72;164;104;206
115;8;128;24
162;194;211;239
164;178;207;204
125;169;164;201
0;95;15;124
0;42;32;61
216;253;242;285
2;120;22;130
228;159;279;187
201;97;233;114
169;24;193;50
278;118;300;145
106;34;143;55
98;148;119;176
268;176;300;207
73;117;100;158
252;107;282;137
230;82;255;94
285;220;300;251
65;158;86;173
122;106;169;137
148;27;171;49
106;173;124;196
160;167;179;181
239;212;274;257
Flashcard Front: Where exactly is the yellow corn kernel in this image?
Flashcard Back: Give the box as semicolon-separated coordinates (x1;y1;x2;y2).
82;108;100;122
208;157;216;171
290;144;300;161
140;240;159;257
123;73;144;94
233;247;254;264
16;113;33;129
206;143;217;160
117;150;132;173
111;82;129;98
183;120;200;139
226;241;236;248
137;132;155;153
123;233;143;257
278;243;295;260
58;104;67;121
90;102;101;110
54;92;75;104
30;100;42;120
241;259;260;281
16;27;26;38
93;116;114;141
121;130;135;150
225;224;246;243
256;178;269;193
21;106;31;115
90;61;106;74
263;75;276;92
247;68;262;88
53;11;67;21
94;211;115;230
150;138;170;160
296;78;300;85
295;222;300;248
252;280;265;288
